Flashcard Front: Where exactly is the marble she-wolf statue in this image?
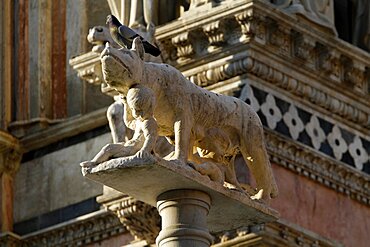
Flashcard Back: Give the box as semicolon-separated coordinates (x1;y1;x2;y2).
99;37;278;201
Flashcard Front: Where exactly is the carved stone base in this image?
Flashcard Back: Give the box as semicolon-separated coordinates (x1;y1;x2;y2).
97;192;161;245
82;156;279;235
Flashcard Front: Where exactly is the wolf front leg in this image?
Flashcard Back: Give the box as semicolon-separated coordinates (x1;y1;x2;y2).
171;116;193;164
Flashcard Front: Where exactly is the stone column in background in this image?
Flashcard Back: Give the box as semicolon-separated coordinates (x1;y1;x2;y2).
0;131;21;232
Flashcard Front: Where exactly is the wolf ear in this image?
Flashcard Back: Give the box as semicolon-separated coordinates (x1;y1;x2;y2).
132;37;144;60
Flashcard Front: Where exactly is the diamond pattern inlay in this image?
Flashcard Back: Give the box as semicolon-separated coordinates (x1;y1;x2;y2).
239;79;369;174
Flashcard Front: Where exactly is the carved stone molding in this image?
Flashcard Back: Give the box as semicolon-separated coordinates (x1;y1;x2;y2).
155;0;369;105
187;56;250;86
213;220;342;247
203;21;226;50
116;201;159;244
265;128;370;206
69;51;102;85
316;43;337;76
20;210;125;247
242;57;369;130
171;32;195;61
100;194;160;245
341;57;367;93
186;55;369;132
235;9;254;40
266;18;290;55
292;30;316;63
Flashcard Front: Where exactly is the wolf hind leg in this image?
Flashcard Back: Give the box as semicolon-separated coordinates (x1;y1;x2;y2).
240;125;278;201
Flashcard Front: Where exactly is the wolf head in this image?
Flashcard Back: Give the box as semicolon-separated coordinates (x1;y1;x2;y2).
100;37;145;93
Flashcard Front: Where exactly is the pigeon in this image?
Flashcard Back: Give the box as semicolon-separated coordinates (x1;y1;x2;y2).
106;15;161;57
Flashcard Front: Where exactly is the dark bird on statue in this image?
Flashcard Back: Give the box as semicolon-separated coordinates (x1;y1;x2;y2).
106;14;161;57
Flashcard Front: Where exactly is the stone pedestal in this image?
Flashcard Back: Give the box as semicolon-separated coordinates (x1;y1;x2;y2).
82;156;278;246
156;190;213;247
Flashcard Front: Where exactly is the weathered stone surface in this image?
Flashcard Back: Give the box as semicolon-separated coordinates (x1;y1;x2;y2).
83;157;279;233
14;133;110;223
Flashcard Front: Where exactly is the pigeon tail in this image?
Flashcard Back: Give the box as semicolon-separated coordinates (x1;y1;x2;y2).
142;41;161;57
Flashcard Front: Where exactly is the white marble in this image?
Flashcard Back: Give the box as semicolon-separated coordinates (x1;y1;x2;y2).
239;82;260;112
261;94;282;130
283;104;304;140
327;125;347;160
305;115;325;150
349;136;368;170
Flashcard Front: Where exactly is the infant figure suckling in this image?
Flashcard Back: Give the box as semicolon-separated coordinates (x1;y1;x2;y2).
80;85;158;168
